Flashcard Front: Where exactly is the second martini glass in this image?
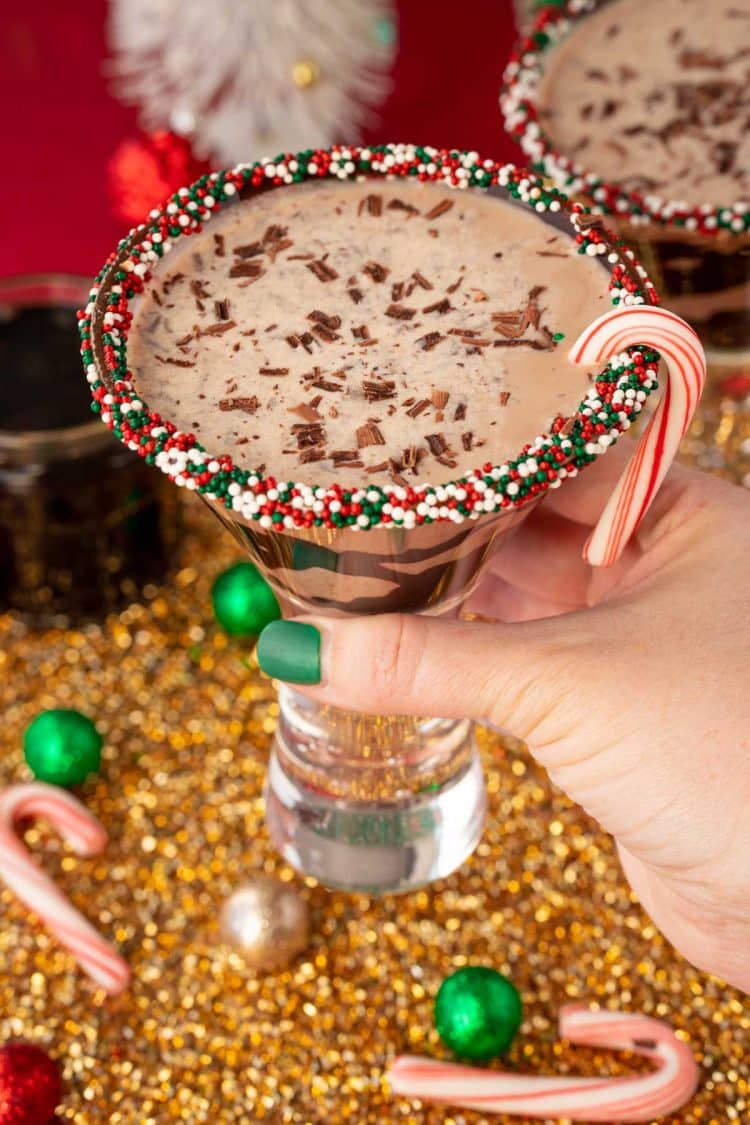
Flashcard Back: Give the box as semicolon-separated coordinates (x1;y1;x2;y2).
82;144;705;894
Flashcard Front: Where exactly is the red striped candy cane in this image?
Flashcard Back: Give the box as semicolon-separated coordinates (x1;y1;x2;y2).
0;783;130;994
388;1005;699;1122
569;305;705;567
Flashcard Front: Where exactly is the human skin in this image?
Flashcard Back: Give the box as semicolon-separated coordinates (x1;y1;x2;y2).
269;442;750;992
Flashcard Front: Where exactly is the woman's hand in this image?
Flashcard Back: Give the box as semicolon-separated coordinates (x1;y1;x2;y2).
258;443;750;992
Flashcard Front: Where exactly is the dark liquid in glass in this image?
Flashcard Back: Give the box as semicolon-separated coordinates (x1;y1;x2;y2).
0;289;178;623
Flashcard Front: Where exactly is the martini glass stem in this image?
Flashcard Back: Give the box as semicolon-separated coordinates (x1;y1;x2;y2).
265;686;486;894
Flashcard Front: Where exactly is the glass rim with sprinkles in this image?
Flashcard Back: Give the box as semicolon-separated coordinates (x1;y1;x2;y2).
80;142;662;533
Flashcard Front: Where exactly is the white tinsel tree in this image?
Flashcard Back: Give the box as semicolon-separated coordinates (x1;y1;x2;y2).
108;0;397;164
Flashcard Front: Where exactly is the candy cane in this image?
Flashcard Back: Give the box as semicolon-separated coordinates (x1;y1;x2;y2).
388;1005;699;1122
0;783;130;994
569;305;705;567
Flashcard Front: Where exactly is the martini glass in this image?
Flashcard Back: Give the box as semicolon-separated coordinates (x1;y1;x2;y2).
502;0;750;376
82;144;704;894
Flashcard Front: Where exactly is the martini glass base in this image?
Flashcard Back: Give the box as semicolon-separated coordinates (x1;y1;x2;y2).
264;743;487;895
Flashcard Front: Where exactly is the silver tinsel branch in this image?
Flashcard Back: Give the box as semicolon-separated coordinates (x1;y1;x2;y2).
108;0;397;164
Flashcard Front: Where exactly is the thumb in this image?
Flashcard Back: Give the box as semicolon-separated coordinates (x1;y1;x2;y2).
256;612;597;743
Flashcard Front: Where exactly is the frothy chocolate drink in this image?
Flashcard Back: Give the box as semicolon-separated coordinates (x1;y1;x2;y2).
537;0;750;208
129;179;609;486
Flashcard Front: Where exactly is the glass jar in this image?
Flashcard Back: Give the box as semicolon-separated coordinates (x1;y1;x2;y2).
0;275;180;623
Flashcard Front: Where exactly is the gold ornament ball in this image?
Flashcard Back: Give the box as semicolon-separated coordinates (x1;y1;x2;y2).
218;877;309;969
291;59;320;88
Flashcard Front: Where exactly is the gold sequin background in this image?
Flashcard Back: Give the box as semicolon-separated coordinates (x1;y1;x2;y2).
0;382;748;1124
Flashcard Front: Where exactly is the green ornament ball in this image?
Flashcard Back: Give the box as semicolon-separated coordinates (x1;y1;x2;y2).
434;966;523;1060
24;709;103;787
211;561;280;637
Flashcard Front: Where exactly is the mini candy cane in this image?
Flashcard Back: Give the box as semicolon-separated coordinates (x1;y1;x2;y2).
0;783;130;994
569;305;705;567
388;1005;699;1122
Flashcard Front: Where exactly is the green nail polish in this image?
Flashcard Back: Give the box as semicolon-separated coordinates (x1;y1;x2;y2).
257;621;321;684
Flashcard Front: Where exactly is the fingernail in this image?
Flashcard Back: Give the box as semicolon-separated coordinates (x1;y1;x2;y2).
257;620;321;684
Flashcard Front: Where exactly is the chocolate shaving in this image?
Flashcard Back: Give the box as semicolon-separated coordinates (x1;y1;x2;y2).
176;333;194;348
431;390;449;409
436;456;458;468
263;224;288;244
494;339;553;351
454;403;467;421
411;270;433;290
365;461;390;473
537;250;568;258
401;445;423;473
679;48;726;69
306;259;339;282
190;278;210;306
259;367;289;376
423;198;454;220
213;234;226;257
406;398;431;418
347;287;364;304
387;198;419;215
355;338;379;347
499;391;511;406
446;276;464;294
214;299;231;320
312;324;340;343
423;297;452;315
308;310;342;330
363;261;390;283
162;272;185;294
154;355;195;367
391;281;406;302
470;288;488;302
299;332;318;354
385;303;416;320
330;450;362;466
287;252;315;260
362;378;396;402
265;238;294;262
425;433;448;456
309;376;346;392
291;422;326;449
286;334;300;349
358;193;383;216
356;422;385;448
714;140;737;174
418;331;443;351
229;261;264;280
389;459;409;486
219;396;259;414
234;242;264;259
461;432;474;451
298;448;327;464
198;320;237;337
351;324;370;340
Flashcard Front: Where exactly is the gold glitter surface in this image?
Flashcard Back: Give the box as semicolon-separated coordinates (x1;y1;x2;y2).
1;382;749;1121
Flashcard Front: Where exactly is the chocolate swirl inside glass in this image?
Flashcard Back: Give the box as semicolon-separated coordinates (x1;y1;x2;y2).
87;159;654;894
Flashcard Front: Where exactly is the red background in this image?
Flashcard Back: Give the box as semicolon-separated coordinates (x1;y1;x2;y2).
0;0;520;279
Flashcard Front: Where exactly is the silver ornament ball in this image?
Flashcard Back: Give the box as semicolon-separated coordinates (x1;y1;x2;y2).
219;877;309;970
